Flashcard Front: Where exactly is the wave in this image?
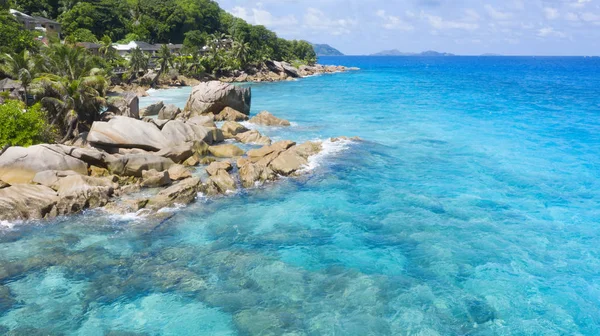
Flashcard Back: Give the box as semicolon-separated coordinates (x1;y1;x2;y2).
300;137;356;173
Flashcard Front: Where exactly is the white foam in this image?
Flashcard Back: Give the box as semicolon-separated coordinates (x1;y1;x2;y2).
300;138;355;173
157;204;185;213
105;208;150;222
0;220;17;230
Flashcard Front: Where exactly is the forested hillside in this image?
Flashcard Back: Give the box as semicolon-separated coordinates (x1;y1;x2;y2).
5;0;315;64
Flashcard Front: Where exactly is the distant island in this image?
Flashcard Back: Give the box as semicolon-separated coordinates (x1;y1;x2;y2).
371;50;455;57
312;44;344;56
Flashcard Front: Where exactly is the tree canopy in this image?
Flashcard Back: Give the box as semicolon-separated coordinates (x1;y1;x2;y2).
10;0;316;64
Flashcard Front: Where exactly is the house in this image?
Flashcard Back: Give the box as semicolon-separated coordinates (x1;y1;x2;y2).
164;43;184;56
0;78;23;93
113;41;160;58
10;9;61;38
76;42;103;55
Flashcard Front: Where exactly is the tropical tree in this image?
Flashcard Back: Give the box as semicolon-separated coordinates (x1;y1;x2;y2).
0;50;37;105
232;40;250;68
32;71;107;142
152;44;173;87
127;47;148;83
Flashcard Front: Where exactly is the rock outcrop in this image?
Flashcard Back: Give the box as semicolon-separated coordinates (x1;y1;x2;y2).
235;130;271;145
0;184;60;221
0;145;88;184
147;177;201;210
107;92;140;119
221;121;249;138
249;111;291;127
141;169;172;188
140;101;164;117
88;116;170;151
158;104;182;120
214;107;249;122
185;81;251;116
205;161;236;193
208;144;244;158
107;154;174;177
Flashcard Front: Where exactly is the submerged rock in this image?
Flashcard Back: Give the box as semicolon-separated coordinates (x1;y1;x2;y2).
185;81;251;116
249;111;291;127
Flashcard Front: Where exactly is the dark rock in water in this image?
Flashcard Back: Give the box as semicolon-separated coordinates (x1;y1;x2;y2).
0;284;16;312
467;298;496;324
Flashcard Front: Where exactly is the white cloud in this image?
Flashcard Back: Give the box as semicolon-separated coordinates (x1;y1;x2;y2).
580;12;600;24
376;10;414;31
422;13;479;31
565;12;580;21
537;27;567;38
544;7;559;20
485;4;513;20
303;8;357;35
571;0;591;8
229;6;298;28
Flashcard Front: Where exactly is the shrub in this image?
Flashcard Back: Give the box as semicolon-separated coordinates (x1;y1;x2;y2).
0;100;50;147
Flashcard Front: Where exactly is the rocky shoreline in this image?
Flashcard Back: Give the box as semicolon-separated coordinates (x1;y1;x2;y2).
109;62;359;97
0;81;360;223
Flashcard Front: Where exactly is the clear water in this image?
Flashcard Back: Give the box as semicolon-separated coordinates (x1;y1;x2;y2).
2;56;600;335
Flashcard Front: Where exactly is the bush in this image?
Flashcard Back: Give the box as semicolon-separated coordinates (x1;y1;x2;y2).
0;100;50;147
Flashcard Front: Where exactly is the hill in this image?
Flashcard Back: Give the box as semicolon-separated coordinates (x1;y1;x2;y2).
371;50;455;56
312;44;344;56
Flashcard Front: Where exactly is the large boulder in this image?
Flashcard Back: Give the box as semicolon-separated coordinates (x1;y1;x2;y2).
147;177;201;210
187;115;216;128
205;161;232;176
221;121;249;138
107;92;139;119
156;142;195;163
107;154;174;177
280;62;300;78
0;184;60;221
140;101;164;117
214;107;249;122
32;170;81;188
141;169;172;188
161;120;212;145
88;116;170;151
235;130;271;145
208;144;244;158
158;104;182;120
54;175;115;215
249;111;291;127
184;81;251;116
167;164;192;181
0;145;88;184
205;161;236;193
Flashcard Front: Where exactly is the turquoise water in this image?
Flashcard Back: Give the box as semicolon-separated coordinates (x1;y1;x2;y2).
2;56;600;335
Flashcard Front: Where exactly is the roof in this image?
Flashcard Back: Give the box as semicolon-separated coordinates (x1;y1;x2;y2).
165;44;183;49
76;42;102;49
9;9;33;19
0;78;23;90
113;41;160;52
31;16;60;25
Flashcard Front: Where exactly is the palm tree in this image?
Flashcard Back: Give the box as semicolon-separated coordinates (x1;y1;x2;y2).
0;50;36;105
33;71;107;142
232;41;250;68
99;35;116;60
36;44;96;81
128;47;148;83
152;44;174;87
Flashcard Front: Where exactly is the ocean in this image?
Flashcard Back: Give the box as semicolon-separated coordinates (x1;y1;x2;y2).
1;56;600;335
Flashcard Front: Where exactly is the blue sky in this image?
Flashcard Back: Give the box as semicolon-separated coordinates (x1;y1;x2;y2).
216;0;600;55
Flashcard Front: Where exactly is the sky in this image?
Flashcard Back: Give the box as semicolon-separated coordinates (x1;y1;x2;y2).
216;0;600;55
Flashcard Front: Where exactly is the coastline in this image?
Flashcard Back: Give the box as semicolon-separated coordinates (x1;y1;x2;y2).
109;62;360;97
0;68;361;224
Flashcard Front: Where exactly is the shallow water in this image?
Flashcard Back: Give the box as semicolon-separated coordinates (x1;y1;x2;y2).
2;56;600;335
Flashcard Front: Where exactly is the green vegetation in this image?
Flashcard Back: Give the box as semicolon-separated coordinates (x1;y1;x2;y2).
312;43;344;56
0;100;50;147
0;0;318;144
